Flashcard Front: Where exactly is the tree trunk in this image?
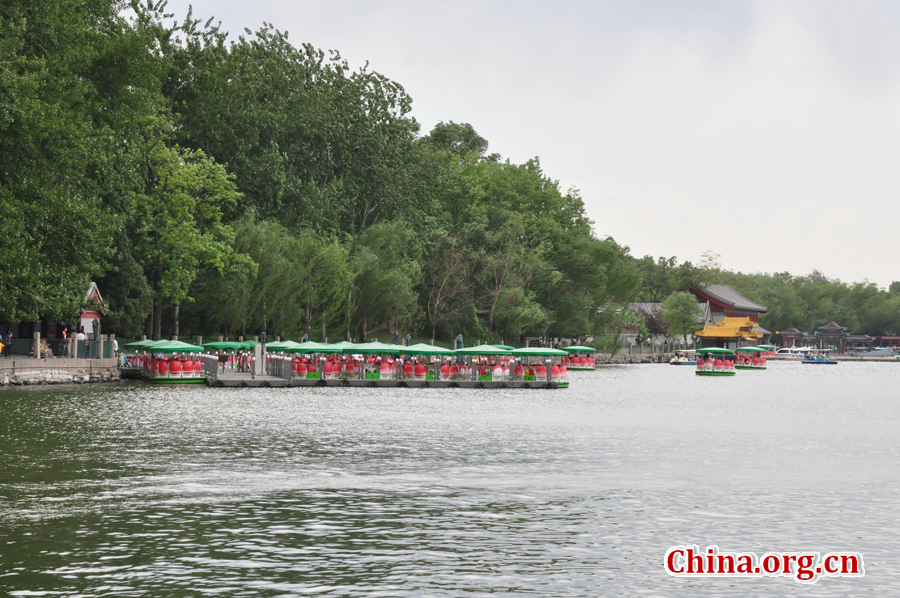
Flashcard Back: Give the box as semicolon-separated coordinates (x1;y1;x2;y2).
305;305;312;338
147;300;155;339
320;306;327;342
261;300;267;337
153;301;162;341
173;303;180;339
362;319;368;343
431;323;437;346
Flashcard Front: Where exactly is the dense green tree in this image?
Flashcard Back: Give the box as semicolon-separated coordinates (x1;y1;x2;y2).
661;291;704;344
423;121;491;161
421;234;475;344
0;0;156;322
349;222;421;341
129;117;243;339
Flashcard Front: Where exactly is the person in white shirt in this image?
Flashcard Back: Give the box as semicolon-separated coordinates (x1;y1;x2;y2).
76;330;86;341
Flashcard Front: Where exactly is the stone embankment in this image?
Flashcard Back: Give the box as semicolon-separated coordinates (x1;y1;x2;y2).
0;358;120;386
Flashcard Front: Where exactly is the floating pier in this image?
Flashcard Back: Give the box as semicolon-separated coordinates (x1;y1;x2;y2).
124;339;577;389
207;370;563;389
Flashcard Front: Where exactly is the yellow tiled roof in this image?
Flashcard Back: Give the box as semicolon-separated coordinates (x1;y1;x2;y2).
695;317;763;340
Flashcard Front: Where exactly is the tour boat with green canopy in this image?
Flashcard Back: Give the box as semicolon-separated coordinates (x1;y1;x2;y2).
563;345;596;370
125;339;207;384
695;347;736;376
509;347;569;387
735;346;767;370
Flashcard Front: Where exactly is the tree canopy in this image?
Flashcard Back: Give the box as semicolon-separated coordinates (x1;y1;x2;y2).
0;0;639;345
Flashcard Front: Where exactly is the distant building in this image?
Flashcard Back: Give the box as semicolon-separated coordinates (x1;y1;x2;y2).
780;322;872;353
778;327;816;347
79;282;105;338
688;283;770;349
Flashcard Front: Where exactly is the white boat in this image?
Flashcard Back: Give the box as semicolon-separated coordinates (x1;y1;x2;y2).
851;347;894;358
669;350;697;365
772;346;810;360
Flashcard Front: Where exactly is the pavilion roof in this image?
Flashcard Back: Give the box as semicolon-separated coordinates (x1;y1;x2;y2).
817;321;847;332
688;283;767;313
695;316;764;340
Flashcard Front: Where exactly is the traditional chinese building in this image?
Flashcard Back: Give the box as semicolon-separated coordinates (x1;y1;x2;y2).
79;282;105;339
778;327;817;348
777;322;872;353
688;283;770;349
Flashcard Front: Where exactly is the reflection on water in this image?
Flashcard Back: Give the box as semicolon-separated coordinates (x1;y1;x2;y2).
1;363;899;596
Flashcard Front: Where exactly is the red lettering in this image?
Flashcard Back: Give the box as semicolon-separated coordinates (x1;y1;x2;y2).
686;548;704;573
782;554;797;574
824;555;839;574
796;554;816;582
666;549;684;574
716;554;735;573
736;554;754;573
841;554;860;574
762;554;780;574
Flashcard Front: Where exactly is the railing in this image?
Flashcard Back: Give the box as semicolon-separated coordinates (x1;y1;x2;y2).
201;355;219;381
266;355;292;381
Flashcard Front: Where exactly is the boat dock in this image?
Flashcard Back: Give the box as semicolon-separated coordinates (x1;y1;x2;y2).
209;370;563;389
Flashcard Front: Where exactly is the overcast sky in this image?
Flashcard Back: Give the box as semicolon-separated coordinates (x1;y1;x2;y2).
165;0;900;287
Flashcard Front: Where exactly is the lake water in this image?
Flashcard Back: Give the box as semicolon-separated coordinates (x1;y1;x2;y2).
1;362;899;596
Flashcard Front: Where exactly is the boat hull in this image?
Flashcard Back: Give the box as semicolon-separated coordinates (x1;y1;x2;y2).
734;365;767;370
695;370;735;376
143;375;206;384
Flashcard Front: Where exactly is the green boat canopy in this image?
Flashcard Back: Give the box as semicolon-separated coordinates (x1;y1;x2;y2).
564;345;596;353
403;343;456;356
697;347;735;355
735;346;766;353
202;341;246;351
327;341;356;348
151;340;204;354
757;344;775;350
511;347;569;357
342;342;402;355
263;340;300;351
489;344;515;350
455;344;511;356
283;341;343;354
124;339;160;351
